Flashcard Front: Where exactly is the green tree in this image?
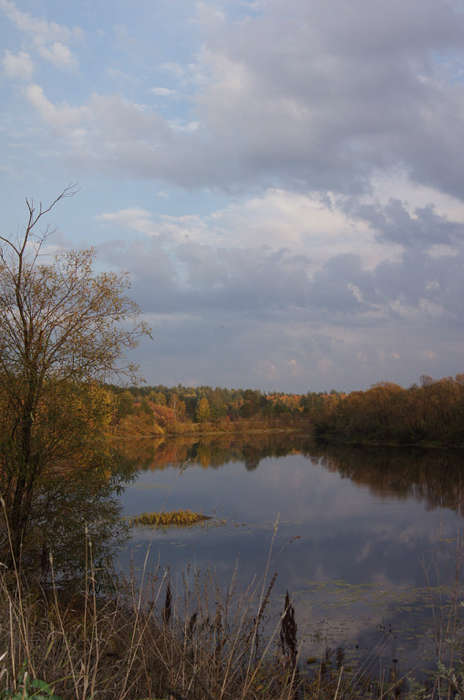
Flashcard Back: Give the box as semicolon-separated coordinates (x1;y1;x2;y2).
0;189;149;557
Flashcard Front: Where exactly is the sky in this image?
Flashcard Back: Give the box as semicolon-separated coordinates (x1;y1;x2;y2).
1;0;464;392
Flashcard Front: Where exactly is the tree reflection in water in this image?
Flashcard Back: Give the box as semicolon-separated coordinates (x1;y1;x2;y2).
309;444;464;516
4;433;464;590
117;436;464;677
0;448;136;586
119;433;464;518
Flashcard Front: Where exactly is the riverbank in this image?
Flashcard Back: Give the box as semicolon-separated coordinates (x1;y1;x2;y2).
315;435;464;449
4;431;464;698
1;557;457;700
112;416;311;440
0;549;332;700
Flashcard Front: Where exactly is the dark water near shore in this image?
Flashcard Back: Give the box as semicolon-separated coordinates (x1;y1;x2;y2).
115;435;464;670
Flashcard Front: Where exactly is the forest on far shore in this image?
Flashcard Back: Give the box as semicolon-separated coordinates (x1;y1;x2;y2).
107;373;464;446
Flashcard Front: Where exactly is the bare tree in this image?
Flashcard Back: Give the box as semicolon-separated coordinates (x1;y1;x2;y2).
0;189;149;557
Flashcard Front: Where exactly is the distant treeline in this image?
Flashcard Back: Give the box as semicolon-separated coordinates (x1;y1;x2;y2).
312;374;464;446
106;384;315;436
105;374;464;445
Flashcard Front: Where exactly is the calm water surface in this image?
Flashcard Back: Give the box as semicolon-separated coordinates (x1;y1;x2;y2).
116;436;464;666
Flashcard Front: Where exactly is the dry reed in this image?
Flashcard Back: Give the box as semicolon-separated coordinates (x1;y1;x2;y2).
0;538;303;699
129;510;211;527
2;501;461;698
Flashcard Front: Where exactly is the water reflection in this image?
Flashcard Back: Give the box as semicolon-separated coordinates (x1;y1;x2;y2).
118;436;464;664
6;434;464;667
1;450;135;585
119;435;464;516
311;444;464;516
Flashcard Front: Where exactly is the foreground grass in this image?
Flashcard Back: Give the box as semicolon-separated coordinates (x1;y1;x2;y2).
1;545;464;699
0;555;307;700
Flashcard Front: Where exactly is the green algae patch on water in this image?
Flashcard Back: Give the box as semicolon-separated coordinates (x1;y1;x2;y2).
129;509;212;527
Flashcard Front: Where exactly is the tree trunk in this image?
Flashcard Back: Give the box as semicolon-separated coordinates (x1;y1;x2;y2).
8;405;34;563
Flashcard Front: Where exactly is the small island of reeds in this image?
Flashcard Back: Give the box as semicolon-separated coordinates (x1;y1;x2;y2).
130;509;211;527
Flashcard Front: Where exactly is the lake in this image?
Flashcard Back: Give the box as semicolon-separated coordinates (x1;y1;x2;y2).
115;434;464;673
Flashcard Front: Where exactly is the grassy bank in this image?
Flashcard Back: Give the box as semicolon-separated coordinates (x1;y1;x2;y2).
0;556;306;700
1;552;463;699
113;418;310;440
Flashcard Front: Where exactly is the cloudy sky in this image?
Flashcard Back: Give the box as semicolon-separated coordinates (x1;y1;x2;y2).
2;0;464;391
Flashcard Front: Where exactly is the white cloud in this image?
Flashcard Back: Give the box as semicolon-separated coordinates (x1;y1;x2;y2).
2;49;34;80
159;62;185;78
168;120;200;132
204;189;392;268
0;0;81;69
24;85;171;164
25;84;87;128
0;0;81;41
93;217;464;390
172;188;401;271
97;208;156;236
121;188;400;274
107;67;138;83
37;41;76;69
193;1;226;29
150;87;177;96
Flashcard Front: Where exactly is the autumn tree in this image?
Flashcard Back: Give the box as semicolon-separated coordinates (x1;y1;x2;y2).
0;189;148;557
196;396;211;423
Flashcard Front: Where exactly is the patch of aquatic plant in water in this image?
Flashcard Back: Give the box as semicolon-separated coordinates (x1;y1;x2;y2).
130;509;211;527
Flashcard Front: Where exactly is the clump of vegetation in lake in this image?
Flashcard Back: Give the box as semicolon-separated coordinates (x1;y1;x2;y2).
130;509;211;527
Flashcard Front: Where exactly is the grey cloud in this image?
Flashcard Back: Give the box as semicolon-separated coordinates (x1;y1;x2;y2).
191;0;464;195
361;244;464;324
130;313;347;390
102;236;311;315
347;198;464;247
129;307;464;391
5;0;464;392
97;236;180;313
98;220;464;326
97;225;464;390
307;255;377;315
427;253;464;319
176;241;311;311
26;0;464;199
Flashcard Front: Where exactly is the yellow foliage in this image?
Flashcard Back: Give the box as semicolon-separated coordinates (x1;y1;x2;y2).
130;509;211;527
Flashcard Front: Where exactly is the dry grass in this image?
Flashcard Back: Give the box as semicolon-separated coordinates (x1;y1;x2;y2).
0;538;305;700
129;510;211;527
1;505;461;699
3;554;459;699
